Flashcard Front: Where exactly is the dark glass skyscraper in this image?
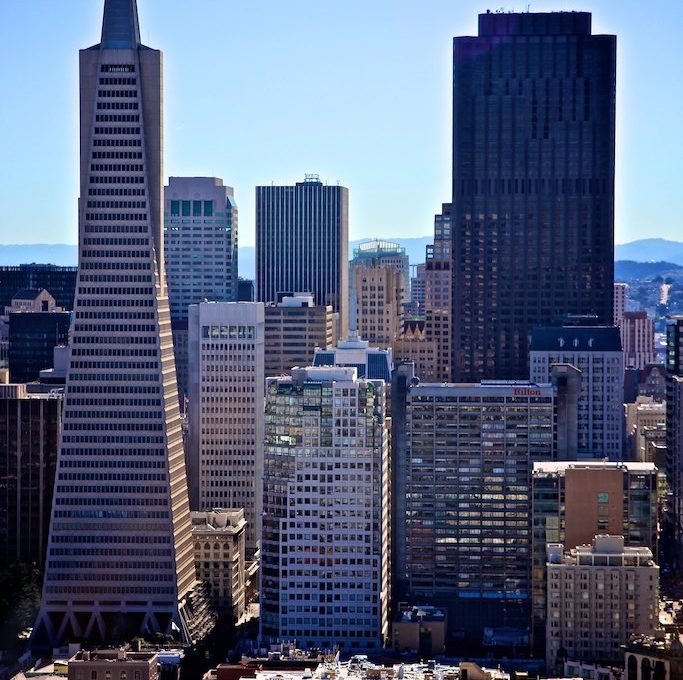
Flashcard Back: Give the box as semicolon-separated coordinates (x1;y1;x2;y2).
451;11;616;381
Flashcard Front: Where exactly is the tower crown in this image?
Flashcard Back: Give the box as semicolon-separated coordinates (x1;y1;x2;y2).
101;0;141;49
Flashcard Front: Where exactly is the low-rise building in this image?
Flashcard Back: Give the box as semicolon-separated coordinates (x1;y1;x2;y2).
68;649;158;680
392;605;446;655
546;536;659;671
191;509;247;621
623;633;683;680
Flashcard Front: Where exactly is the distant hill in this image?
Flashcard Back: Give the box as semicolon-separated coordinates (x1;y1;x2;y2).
615;260;683;281
5;237;683;280
615;239;683;265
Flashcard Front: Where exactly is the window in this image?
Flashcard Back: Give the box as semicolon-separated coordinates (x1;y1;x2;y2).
193;200;202;216
171;200;180;216
204;200;213;216
182;200;191;216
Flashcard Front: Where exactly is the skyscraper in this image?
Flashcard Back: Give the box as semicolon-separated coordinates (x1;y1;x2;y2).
164;177;238;400
33;0;207;647
666;317;683;541
187;302;265;557
451;12;616;381
261;367;390;650
256;175;349;338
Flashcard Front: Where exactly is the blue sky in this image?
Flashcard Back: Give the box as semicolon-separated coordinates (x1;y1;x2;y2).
0;1;680;247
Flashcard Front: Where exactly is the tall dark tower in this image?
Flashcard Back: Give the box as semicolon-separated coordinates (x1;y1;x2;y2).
451;12;616;381
32;0;210;648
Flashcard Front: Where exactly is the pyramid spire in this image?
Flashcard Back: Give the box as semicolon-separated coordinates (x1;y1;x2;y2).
101;0;141;49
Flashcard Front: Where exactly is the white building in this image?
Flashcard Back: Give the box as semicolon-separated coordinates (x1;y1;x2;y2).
621;311;657;370
261;366;390;651
164;177;239;402
530;324;624;460
313;332;392;382
187;302;264;557
546;535;659;670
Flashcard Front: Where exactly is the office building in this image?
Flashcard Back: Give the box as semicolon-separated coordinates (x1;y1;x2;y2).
614;283;628;326
238;278;255;302
7;290;70;383
404;370;580;638
256;175;349;337
0;382;62;569
265;294;334;378
451;12;616;381
408;264;426;319
261;367;390;650
546;536;659;670
392;605;447;656
33;0;208;647
621;311;657;370
68;649;158;680
313;333;392;382
191;509;247;621
187;302;264;556
530;323;624;460
0;264;77;312
164;177;238;401
625;397;666;462
392;324;439;383
349;240;409;335
666;317;683;539
423;204;452;382
531;461;658;655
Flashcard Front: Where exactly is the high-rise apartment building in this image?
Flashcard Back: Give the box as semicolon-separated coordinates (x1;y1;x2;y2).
614;283;628;326
164;177;238;401
621;311;657;370
665;317;683;540
546;536;659;670
0;382;62;569
349;240;409;334
187;302;264;557
256;176;349;338
261;367;390;650
264;294;334;378
530;323;624;460
531;461;658;655
33;0;207;647
408;264;426;319
403;371;579;638
451;12;616;381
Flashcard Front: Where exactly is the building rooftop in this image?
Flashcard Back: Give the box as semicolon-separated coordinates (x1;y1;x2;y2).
12;288;44;301
352;240;407;259
533;461;656;475
394;604;446;623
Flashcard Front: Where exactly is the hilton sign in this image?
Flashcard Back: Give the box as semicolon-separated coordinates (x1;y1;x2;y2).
513;388;542;396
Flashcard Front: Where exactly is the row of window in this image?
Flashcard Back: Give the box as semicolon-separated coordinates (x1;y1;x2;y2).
92;151;142;159
94;126;140;135
95;113;139;122
90;165;144;173
92;139;141;147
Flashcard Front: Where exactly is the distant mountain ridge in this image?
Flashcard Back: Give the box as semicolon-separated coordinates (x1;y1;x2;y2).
3;238;683;281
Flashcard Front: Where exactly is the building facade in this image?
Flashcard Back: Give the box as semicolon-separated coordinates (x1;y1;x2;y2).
451;12;616;381
0;383;62;569
187;302;265;557
349;239;409;335
313;333;392;382
33;0;205;647
621;311;657;370
261;367;390;650
164;176;238;401
614;283;628;326
530;324;624;460
256;176;349;338
404;374;579;638
531;462;658;655
666;317;683;540
546;536;659;670
0;265;78;312
191;508;246;621
264;294;334;378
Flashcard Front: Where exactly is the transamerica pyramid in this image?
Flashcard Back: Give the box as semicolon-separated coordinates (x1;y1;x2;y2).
32;0;213;647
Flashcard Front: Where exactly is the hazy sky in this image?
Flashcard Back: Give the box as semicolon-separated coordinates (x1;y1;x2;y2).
0;1;681;247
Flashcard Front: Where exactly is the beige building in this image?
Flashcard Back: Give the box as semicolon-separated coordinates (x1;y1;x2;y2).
621;311;657;370
392;605;446;655
353;260;404;346
264;294;334;378
392;323;439;382
625;397;666;461
69;649;157;680
614;283;628;326
546;535;659;670
191;509;246;621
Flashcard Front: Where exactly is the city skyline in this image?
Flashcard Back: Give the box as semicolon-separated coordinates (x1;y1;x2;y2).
0;1;681;248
